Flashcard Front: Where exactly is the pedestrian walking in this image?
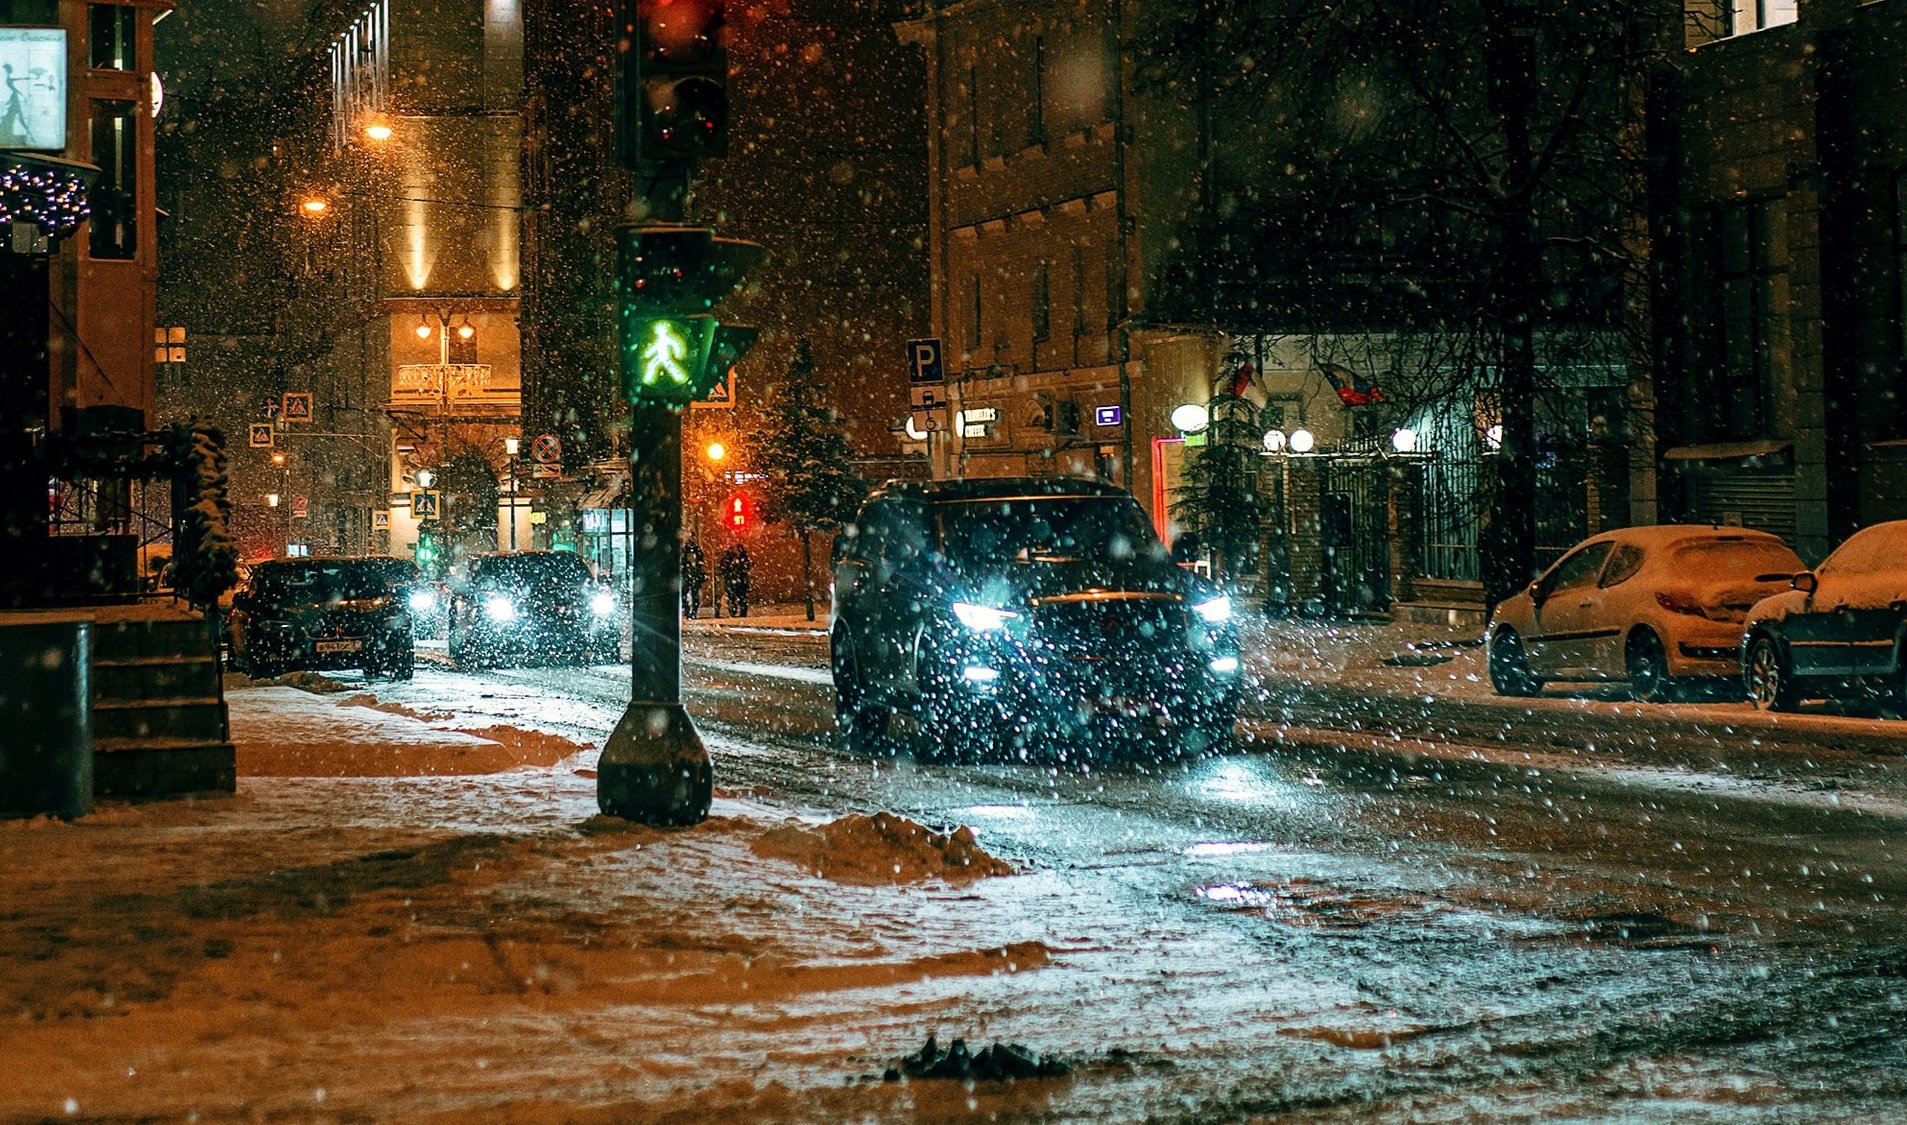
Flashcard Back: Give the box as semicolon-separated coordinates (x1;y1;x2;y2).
718;543;751;618
680;538;707;619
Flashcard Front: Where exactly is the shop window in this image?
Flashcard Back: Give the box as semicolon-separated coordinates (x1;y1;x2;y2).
1727;1;1797;37
88;99;137;260
89;4;134;71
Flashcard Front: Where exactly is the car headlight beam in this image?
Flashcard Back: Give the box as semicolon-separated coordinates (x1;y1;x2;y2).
590;590;617;617
1193;595;1232;624
952;601;1018;632
407;589;438;614
482;594;517;623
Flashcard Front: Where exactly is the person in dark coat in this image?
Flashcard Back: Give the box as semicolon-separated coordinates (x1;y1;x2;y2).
680;539;707;619
718;543;751;618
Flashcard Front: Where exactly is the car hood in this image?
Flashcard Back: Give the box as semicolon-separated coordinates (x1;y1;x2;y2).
255;597;399;625
952;558;1211;609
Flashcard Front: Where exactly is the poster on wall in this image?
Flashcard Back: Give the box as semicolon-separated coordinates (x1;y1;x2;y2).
0;28;67;151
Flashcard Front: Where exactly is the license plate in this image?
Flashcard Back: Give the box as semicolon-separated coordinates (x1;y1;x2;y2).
1093;697;1149;718
314;639;363;654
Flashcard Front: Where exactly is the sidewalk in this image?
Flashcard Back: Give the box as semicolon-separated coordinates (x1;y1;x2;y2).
682;600;829;634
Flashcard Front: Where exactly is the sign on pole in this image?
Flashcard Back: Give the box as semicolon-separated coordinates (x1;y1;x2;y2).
281;392;313;423
530;433;562;464
372;509;391;531
247;423;274;448
291;495;309;520
692;370;736;410
411;490;441;521
1094;405;1123;427
907;338;944;384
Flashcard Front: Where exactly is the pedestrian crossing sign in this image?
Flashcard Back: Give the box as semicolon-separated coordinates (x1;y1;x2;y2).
247;423;274;448
411;490;441;521
282;392;313;423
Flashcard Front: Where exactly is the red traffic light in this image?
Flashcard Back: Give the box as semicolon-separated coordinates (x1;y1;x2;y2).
724;491;752;531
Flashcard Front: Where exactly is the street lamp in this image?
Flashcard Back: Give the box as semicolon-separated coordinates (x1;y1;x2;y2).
504;436;520;550
705;441;726;463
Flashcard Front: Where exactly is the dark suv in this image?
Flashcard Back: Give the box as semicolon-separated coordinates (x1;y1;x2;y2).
448;551;619;668
227;557;417;680
830;477;1241;759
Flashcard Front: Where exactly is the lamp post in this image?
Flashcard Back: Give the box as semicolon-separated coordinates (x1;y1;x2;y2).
504;436;519;550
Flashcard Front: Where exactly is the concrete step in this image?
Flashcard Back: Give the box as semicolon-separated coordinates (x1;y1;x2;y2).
93;654;221;702
91;618;219;663
93;740;235;799
91;697;226;743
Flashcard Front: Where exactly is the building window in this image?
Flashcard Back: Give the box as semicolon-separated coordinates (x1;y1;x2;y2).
1727;1;1797;36
88;100;137;260
969;275;983;349
964;64;979;166
1031;259;1050;342
1027;36;1045;148
89;4;135;71
1072;245;1087;335
1713;197;1787;439
1105;247;1123;330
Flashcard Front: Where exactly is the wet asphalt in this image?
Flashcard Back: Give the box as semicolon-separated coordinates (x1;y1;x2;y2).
375;627;1907;1118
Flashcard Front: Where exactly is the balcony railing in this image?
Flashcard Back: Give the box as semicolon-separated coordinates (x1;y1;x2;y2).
392;364;516;404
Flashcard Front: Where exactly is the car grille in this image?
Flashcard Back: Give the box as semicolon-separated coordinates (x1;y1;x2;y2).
1031;597;1186;660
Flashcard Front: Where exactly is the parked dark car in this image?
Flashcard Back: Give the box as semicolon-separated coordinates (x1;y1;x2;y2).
227;557;416;680
829;477;1241;759
1741;520;1907;711
448;551;619;668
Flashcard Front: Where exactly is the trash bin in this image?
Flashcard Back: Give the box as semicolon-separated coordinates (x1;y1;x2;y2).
0;616;93;820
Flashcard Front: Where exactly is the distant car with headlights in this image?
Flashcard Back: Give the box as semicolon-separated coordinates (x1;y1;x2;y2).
227;557;416;680
829;477;1241;759
361;556;448;637
447;551;618;669
1487;526;1804;701
1741;520;1907;712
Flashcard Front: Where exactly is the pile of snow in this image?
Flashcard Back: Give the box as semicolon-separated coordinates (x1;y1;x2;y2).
752;811;1015;884
343;694;454;722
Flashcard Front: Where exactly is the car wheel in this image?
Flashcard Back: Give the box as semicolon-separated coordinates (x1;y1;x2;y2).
1489;628;1543;697
392;647;415;681
1626;630;1673;704
1744;633;1798;712
831;632;890;755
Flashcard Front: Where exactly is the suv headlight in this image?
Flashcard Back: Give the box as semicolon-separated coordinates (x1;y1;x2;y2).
407;588;438;614
482;593;517;623
952;601;1018;632
590;590;617;617
1192;595;1232;624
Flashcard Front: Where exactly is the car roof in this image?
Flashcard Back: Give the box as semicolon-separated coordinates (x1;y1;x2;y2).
1578;525;1793;550
866;476;1132;506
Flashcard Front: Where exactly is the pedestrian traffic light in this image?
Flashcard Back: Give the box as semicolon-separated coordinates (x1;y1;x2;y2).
724;491;751;531
618;0;728;164
618;224;762;408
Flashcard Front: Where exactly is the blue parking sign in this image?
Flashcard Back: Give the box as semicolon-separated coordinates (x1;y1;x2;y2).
907;338;943;384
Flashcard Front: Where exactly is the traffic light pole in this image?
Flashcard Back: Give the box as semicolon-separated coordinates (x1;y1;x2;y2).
598;394;712;825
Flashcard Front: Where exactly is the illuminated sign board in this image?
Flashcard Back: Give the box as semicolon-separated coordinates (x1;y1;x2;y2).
0;29;68;151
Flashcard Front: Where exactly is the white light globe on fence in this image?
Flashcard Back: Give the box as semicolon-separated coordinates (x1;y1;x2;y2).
1288;427;1316;454
1171;402;1209;433
904;415;927;441
1262;428;1287;453
1391;427;1418;453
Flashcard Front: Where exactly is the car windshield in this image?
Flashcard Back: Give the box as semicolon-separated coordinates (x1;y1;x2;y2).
252;561;396;604
475;553;592;590
934;496;1164;572
1671;538;1802;576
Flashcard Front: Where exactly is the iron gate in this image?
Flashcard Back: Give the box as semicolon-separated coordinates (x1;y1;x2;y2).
1317;457;1391;617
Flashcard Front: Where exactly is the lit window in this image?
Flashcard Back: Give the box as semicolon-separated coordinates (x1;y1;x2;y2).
88;100;137;260
89;4;135;71
1727;0;1797;36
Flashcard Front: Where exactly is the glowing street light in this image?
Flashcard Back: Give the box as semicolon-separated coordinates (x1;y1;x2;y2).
1391;427;1419;453
1288;427;1316;454
1262;429;1287;453
364;117;394;143
1171;402;1209;434
298;197;329;218
705;441;727;463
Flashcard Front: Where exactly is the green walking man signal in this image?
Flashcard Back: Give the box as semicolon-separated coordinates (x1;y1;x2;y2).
617;224;762;407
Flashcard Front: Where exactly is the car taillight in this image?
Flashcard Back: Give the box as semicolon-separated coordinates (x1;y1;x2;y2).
1656;591;1707;617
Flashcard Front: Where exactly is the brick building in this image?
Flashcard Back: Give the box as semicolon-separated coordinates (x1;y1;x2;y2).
1647;0;1907;562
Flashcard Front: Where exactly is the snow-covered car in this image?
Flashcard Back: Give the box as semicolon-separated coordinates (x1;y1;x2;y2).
1741;520;1907;711
1488;526;1804;702
829;477;1241;759
227;557;416;680
447;550;618;669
